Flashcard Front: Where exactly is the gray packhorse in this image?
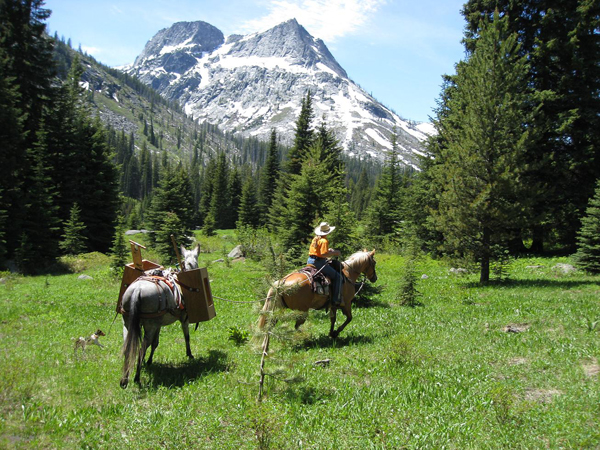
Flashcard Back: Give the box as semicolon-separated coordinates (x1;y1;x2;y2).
120;245;199;388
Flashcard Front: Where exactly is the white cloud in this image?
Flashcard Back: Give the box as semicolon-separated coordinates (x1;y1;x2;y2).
241;0;386;42
82;46;101;56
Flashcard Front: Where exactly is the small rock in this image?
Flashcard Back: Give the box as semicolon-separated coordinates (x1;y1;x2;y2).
314;359;331;367
213;258;224;263
421;274;429;279
526;265;544;269
78;274;93;280
450;268;468;275
125;229;151;235
552;263;576;274
228;245;244;258
232;257;246;263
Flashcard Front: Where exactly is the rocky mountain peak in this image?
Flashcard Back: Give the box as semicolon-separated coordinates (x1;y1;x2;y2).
134;21;224;66
127;19;431;167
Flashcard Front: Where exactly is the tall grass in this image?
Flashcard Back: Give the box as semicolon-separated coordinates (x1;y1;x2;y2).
1;240;599;448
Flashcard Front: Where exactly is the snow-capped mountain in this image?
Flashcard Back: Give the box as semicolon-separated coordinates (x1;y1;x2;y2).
127;19;431;167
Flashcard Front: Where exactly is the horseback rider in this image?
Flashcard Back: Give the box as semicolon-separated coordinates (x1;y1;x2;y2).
307;222;342;305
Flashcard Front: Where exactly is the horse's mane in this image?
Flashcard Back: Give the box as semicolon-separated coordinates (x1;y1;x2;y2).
346;250;372;265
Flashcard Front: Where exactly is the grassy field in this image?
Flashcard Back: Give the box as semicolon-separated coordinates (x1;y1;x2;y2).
1;233;599;448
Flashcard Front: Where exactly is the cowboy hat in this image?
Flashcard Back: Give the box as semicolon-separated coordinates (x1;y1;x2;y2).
314;222;335;236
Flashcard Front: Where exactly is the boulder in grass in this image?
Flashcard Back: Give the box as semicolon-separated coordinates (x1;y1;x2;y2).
552;263;576;274
228;245;243;259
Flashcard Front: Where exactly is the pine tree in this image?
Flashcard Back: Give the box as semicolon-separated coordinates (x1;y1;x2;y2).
16;121;61;272
110;215;128;276
228;167;242;228
208;153;231;230
59;203;88;255
364;130;403;244
280;143;335;252
258;129;280;226
428;13;530;282
462;0;600;251
0;50;25;266
0;0;56;259
350;167;371;218
198;156;217;226
574;180;600;273
287;91;315;175
146;166;195;247
237;176;260;228
154;212;191;263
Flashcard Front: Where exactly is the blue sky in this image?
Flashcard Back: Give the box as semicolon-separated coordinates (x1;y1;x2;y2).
45;0;467;123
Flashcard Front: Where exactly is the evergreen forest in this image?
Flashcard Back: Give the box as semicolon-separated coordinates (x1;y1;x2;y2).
1;0;599;280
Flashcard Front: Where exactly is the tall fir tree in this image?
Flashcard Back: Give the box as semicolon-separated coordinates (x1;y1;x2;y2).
287;91;315;175
207;152;231;230
364;130;403;244
258;129;280;226
0;0;56;259
16;121;61;272
110;214;128;276
0;49;25;266
59;203;88;255
280;143;336;253
198;156;217;227
428;13;530;282
462;0;600;251
237;176;260;228
228;167;242;228
350;167;371;218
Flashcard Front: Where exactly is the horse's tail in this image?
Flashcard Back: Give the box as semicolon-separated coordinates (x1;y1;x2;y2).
121;287;142;388
257;285;283;330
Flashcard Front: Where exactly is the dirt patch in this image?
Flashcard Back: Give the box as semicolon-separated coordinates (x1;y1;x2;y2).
503;323;530;333
508;357;527;366
524;388;563;404
582;358;599;378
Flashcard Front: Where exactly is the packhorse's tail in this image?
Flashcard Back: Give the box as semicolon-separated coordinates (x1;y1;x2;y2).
120;287;142;388
257;285;282;330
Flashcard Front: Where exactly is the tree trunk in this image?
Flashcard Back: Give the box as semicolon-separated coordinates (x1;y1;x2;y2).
530;225;544;253
507;230;526;254
480;227;491;283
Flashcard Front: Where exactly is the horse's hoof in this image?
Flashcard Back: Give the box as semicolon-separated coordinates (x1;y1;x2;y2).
187;354;194;360
329;331;339;339
120;379;128;389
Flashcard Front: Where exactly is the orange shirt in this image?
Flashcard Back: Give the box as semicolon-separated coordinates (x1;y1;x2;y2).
309;236;329;257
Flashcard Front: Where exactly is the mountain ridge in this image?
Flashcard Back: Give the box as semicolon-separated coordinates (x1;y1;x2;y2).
126;19;431;168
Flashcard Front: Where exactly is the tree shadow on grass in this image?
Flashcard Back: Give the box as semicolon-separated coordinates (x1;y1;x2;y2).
463;278;600;290
284;385;334;405
292;332;373;351
144;349;229;388
352;284;390;309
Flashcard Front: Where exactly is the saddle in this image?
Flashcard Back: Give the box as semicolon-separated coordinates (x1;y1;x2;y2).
300;260;345;297
299;265;331;296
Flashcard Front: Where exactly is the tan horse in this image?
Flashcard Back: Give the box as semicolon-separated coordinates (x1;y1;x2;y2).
258;250;377;338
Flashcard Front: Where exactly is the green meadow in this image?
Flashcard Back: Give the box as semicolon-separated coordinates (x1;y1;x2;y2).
1;233;599;448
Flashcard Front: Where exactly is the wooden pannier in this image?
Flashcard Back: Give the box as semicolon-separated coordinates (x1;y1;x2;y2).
177;267;216;323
